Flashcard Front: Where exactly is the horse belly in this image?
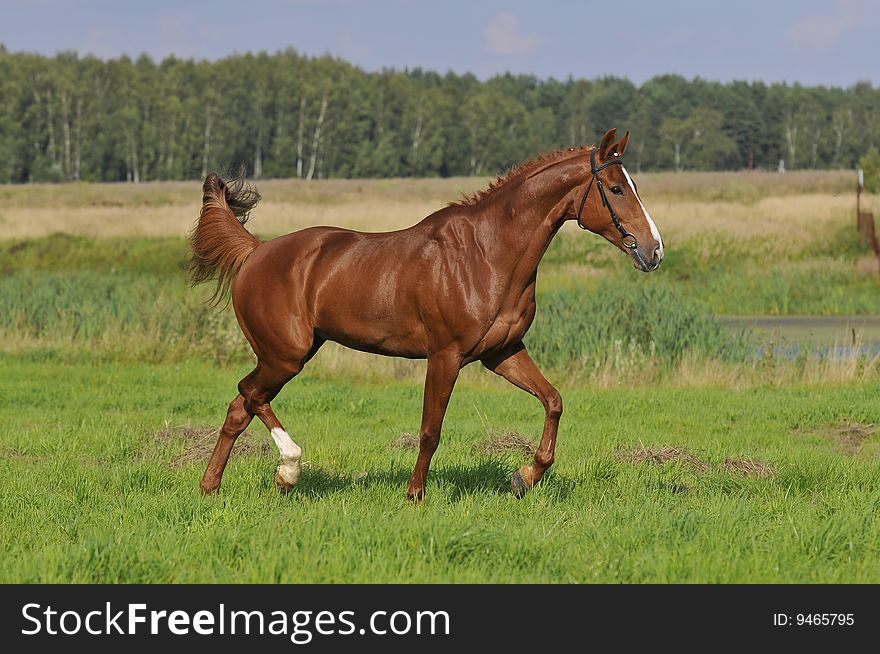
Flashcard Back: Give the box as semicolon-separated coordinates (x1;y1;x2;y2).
313;278;429;358
320;329;427;359
315;306;428;358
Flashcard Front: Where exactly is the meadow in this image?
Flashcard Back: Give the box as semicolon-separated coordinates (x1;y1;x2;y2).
1;170;879;583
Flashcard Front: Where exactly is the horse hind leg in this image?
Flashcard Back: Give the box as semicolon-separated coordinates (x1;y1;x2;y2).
239;337;324;493
240;365;303;493
200;394;254;494
199;363;302;496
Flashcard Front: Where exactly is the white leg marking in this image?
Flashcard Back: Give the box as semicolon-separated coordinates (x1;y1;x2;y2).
271;427;302;486
622;166;663;256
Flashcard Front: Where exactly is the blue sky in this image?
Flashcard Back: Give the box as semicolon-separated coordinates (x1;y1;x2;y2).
1;0;877;86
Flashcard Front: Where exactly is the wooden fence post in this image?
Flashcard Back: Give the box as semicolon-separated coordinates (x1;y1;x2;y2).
856;169;880;274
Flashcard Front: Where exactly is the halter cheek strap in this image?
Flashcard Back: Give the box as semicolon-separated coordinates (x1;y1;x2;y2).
575;149;638;251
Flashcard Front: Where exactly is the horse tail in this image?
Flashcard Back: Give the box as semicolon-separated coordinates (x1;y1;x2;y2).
189;169;262;306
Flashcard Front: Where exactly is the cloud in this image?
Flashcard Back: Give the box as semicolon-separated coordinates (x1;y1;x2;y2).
484;11;539;56
785;0;861;51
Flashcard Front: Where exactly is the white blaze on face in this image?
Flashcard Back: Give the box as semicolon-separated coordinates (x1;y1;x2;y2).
622;166;663;257
271;427;302;486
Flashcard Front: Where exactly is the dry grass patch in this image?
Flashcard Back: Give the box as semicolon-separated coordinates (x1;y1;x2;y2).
615;445;709;473
653;194;852;245
665;352;880;390
0;178;481;239
1;446;46;462
723;457;777;478
616;446;777;478
1;172;868;241
391;433;420;450
151;424;272;468
795;421;877;455
476;431;536;457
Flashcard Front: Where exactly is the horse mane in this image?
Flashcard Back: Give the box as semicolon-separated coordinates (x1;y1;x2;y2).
453;145;593;208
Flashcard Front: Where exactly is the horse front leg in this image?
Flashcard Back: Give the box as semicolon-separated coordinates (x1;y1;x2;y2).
407;352;461;501
482;342;562;497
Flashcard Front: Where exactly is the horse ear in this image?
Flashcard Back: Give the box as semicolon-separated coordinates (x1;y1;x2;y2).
598;128;618;159
615;130;630;156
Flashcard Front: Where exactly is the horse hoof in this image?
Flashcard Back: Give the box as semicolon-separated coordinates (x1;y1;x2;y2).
200;478;220;495
274;471;295;495
511;469;529;498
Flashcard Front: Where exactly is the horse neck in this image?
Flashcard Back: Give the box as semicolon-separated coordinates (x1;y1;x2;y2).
473;155;585;285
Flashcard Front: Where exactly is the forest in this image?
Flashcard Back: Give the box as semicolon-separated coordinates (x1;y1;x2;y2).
1;45;878;183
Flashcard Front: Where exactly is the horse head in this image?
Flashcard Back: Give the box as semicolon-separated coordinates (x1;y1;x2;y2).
575;128;664;272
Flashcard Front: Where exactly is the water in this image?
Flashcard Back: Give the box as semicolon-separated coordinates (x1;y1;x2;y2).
719;316;880;359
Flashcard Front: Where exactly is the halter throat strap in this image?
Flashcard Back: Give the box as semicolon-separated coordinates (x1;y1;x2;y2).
575;149;639;252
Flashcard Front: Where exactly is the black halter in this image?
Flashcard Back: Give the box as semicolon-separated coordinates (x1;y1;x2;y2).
575;149;638;251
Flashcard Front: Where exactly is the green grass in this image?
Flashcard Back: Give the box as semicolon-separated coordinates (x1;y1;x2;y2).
527;285;748;371
2;355;879;583
541;224;880;316
0;233;186;274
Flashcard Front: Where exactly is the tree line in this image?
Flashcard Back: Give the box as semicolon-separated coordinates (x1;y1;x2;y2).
1;45;878;183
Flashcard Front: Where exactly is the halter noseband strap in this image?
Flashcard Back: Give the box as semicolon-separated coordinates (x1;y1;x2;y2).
575;149;638;251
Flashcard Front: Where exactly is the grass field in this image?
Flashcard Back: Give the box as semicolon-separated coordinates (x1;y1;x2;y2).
3;357;879;583
2;171;879;583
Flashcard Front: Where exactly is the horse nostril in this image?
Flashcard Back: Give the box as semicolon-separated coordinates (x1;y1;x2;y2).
652;247;661;265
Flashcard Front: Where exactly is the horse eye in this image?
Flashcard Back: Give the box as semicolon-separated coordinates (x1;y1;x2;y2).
610;186;624;196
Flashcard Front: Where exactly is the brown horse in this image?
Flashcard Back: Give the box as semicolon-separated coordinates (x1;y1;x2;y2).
191;128;663;500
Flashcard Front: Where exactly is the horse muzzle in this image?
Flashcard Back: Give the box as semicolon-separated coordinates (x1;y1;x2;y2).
631;244;663;272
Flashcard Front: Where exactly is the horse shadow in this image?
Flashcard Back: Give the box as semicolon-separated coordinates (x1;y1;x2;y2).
290;457;577;503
